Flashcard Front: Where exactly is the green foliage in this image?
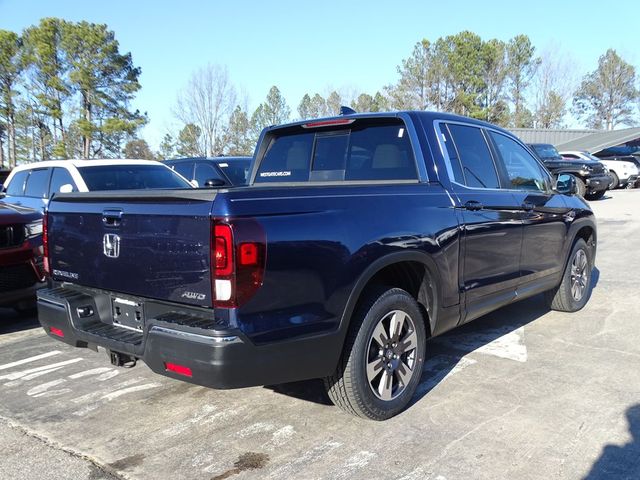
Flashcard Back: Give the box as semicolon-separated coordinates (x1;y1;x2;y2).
222;105;254;155
251;86;290;137
158;133;176;159
506;35;540;127
0;19;146;163
22;18;70;155
124;138;154;159
535;90;566;129
388;32;541;127
61;21;146;157
573;49;638;130
326;91;341;115
176;123;202;157
297;93;312;119
0;29;23;167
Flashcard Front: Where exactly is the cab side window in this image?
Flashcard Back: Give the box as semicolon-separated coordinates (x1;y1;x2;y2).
5;170;29;196
489;132;551;192
446;124;500;189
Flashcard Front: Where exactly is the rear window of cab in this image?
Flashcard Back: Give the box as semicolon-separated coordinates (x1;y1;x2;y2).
255;119;417;183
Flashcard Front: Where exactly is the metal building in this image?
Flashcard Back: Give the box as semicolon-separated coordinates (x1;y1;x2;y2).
510;127;640;155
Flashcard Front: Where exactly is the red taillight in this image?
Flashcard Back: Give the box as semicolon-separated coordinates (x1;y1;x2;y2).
49;326;64;338
211;219;266;308
42;212;50;276
214;225;233;275
302;118;355;128
165;362;192;377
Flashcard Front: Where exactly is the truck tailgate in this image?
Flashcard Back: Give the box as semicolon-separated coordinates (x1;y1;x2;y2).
47;190;215;308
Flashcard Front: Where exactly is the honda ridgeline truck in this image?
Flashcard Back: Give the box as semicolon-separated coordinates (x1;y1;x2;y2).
37;111;597;420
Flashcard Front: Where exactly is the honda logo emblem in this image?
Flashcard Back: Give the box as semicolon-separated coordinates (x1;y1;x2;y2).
103;233;121;258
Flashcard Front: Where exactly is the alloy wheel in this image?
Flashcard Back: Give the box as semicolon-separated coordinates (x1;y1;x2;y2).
366;310;419;401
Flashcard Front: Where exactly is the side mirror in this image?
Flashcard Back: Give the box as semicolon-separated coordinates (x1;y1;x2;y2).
555;173;577;195
204;178;226;188
59;184;74;194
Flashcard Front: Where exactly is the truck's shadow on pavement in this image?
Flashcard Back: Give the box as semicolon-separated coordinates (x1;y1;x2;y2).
268;265;601;409
0;308;40;335
583;404;640;479
267;294;551;407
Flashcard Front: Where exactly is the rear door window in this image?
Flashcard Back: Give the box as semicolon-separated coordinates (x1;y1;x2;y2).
255;121;417;183
5;170;29;196
24;168;51;198
446;124;500;189
195;162;225;186
172;162;194;181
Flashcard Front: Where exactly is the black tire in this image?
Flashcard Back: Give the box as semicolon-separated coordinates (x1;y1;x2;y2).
574;176;586;197
585;190;606;201
324;287;427;420
609;171;619;189
545;238;592;312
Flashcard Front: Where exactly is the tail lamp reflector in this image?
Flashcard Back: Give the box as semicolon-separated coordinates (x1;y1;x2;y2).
49;326;64;338
164;362;192;377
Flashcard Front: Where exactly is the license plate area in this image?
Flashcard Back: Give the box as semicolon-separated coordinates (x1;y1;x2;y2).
111;297;144;332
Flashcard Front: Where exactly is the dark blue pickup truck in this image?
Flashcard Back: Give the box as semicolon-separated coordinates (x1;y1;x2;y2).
37;111;597;420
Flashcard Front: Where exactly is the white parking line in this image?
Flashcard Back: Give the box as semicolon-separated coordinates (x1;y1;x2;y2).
74;381;161;417
27;379;67;397
0;358;83;382
0;351;61;371
101;383;161;401
68;367;113;379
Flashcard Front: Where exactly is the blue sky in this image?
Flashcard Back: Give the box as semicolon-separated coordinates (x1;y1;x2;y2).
1;0;637;148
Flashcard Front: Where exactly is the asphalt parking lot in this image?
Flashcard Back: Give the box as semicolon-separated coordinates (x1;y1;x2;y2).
1;189;638;480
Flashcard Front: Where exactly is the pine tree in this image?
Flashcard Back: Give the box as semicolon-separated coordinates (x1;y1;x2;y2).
158;133;175;159
251;86;290;137
0;30;24;167
573;49;638;130
176;123;202;157
22;18;70;157
222;105;253;155
61;21;146;158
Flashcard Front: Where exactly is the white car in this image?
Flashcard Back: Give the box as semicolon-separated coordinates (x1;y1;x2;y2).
1;159;193;211
560;151;639;189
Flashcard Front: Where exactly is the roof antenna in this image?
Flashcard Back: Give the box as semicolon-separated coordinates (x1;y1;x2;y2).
339;106;357;116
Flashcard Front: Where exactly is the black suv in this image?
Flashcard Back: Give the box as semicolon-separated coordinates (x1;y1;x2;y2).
528;143;610;200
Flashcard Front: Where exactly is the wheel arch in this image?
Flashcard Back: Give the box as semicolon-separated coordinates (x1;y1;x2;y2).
339;251;443;339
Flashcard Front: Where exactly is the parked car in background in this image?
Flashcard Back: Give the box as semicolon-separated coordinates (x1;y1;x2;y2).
0;203;45;314
38;111;597;420
164;156;252;188
561;151;639;190
1;160;193;211
591;154;640;189
527;143;610;200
